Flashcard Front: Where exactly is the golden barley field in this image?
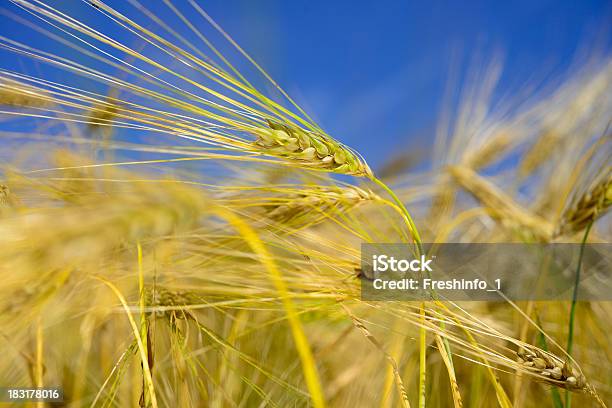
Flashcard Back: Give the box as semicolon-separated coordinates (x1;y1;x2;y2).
0;1;610;407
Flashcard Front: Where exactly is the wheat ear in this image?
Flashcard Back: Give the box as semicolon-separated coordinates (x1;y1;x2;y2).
265;186;378;222
556;166;611;237
253;120;372;177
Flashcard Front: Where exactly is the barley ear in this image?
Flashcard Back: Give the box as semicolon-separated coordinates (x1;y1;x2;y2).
253;120;372;177
556;167;611;237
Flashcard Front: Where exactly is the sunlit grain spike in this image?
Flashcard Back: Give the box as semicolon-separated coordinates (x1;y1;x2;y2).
556;165;611;237
256;119;371;176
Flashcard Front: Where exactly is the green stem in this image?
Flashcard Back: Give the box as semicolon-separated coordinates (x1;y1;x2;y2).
565;220;593;408
419;306;427;408
372;177;423;255
372;176;459;407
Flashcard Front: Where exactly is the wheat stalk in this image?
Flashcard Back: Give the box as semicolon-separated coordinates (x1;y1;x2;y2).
448;165;554;240
0;1;610;407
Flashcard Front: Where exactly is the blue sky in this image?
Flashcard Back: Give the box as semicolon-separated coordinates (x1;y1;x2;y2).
203;0;611;169
1;0;610;171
